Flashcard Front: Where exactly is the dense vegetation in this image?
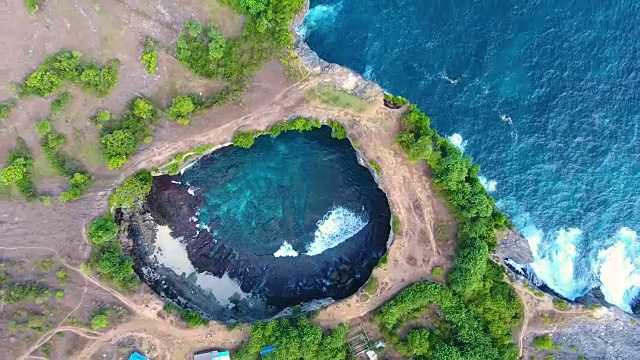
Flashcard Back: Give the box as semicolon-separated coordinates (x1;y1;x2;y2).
88;213;119;245
140;38;157;75
176;0;303;83
108;170;152;209
35;119;93;202
534;334;554;350
99;98;159;168
88;240;138;290
0;100;15;120
387;104;522;359
231;117;349;148
234;317;348;360
0;282;52;304
0;138;37;200
383;93;409;108
19;50;119;98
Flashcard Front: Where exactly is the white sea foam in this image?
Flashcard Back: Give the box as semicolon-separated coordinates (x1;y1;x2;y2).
296;2;344;39
478;175;497;193
363;65;374;80
305;206;368;256
447;133;467;153
187;186;196;196
274;241;299;257
596;227;640;312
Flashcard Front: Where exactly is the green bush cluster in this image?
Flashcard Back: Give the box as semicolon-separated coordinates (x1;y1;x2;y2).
388;104;523;358
100;98;159;168
19;50;119;98
327;120;347;139
88;213;119;245
166;95;196;125
140;38;158;75
25;0;39;13
56;269;68;286
109;170;152;209
50;92;73;114
231;118;344;148
233;317;348;360
534;334;554;350
90;313;109;330
35;120;93;202
177;0;303;83
0;100;16;120
88;241;139;291
1;283;51;304
0;139;37;200
383;93;409;108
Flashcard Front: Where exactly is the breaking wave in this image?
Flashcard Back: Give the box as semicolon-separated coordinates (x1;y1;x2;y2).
273;241;299;257
296;2;344;40
447;133;467;153
479;175;497;193
597;228;640;312
306;206;368;256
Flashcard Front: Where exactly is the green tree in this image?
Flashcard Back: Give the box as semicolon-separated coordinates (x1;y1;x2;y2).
90;314;108;330
109;171;152;209
405;328;430;356
88;214;118;245
166;95;196;125
101;130;137;169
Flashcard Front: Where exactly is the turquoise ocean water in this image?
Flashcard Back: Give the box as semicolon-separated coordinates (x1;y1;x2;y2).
300;1;640;310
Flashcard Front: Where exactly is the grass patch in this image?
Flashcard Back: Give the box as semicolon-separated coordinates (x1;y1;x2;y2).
50;92;73;114
157;145;213;175
0;100;16;120
363;277;379;295
369;160;381;174
307;86;368;113
25;0;39;13
1;283;52;304
163;302;208;327
376;253;388;268
553;299;568;309
391;215;401;234
56;269;68;286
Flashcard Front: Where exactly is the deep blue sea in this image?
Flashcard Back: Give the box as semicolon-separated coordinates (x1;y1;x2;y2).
300;0;640;310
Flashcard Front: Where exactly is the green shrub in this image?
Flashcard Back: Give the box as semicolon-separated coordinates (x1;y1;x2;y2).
0;100;15;119
534;334;554;350
99;98;159;168
92;110;111;123
25;0;39;13
35;119;52;137
232;131;258;148
50;92;73;114
56;269;68;286
327;120;347;139
109;170;152;209
180;310;208;327
140;38;158;75
377;253;388;267
59;172;92;202
268;117;321;137
19;51;119;98
383;93;409;108
55;290;64;298
166;95;196;125
1;139;37;200
0;283;51;304
89;242;139;290
233;317;348;360
369;160;381;173
88;214;118;244
90;313;108;330
431;266;443;277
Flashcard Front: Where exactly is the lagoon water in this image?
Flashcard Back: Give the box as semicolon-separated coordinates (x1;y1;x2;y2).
137;127;391;322
301;1;640;310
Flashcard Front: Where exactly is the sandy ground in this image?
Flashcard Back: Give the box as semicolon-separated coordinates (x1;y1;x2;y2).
0;1;474;360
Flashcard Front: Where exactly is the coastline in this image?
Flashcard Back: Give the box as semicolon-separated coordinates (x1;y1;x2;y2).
289;0;640;319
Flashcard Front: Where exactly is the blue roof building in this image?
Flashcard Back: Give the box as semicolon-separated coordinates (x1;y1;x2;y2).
128;352;148;360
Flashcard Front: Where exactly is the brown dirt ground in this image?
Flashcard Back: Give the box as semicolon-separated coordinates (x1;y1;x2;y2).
0;1;481;360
